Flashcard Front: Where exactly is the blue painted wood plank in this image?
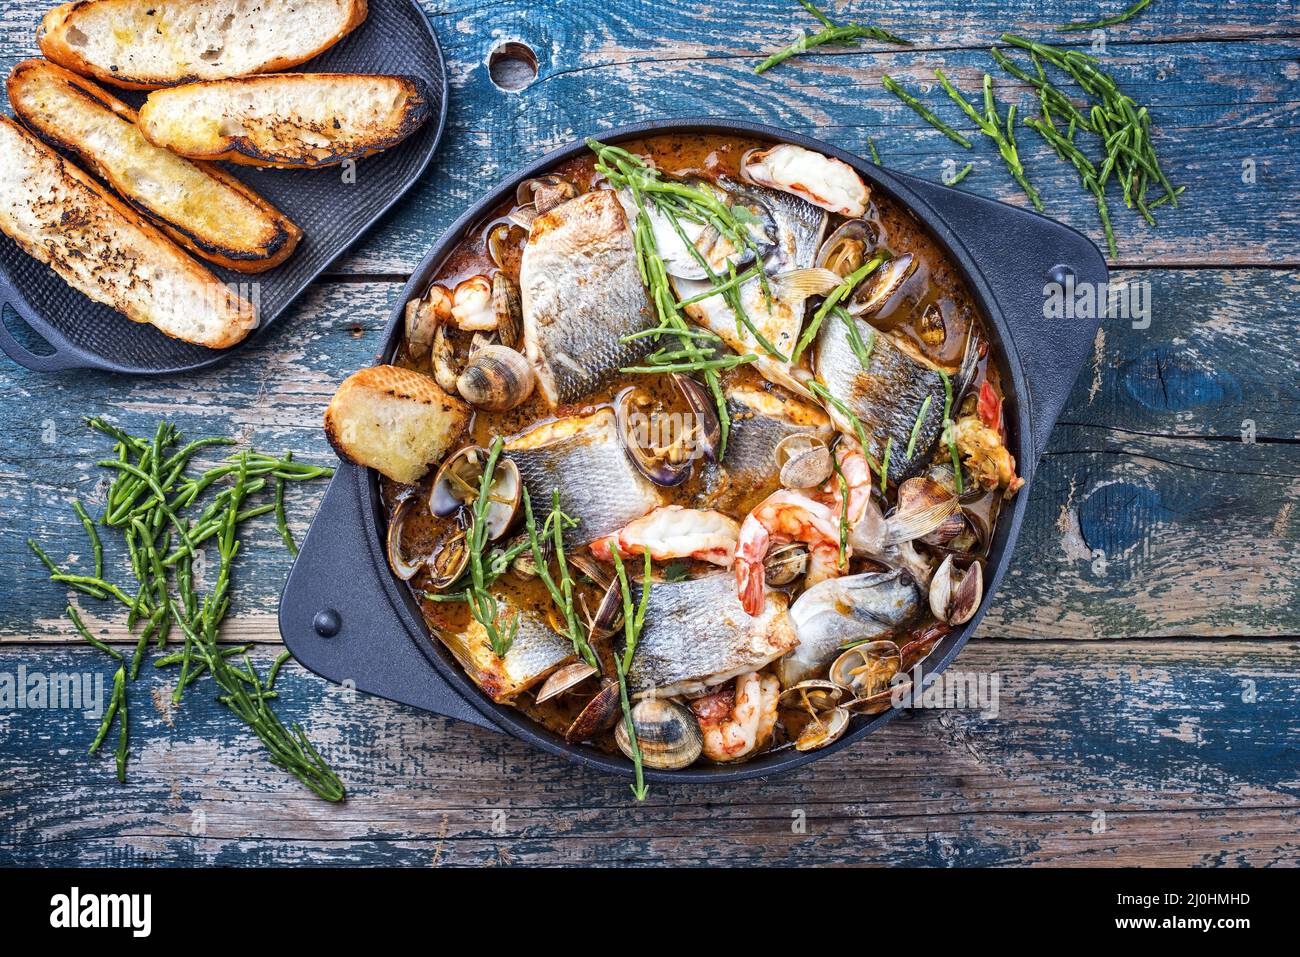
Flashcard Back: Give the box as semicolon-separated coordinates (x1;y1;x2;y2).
4;3;1292;272
1;641;1297;866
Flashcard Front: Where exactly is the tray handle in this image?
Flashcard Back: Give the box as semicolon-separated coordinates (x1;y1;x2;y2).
279;462;501;733
884;171;1109;470
0;273;87;372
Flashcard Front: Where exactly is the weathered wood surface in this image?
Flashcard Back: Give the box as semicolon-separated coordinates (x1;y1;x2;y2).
2;641;1297;867
1;0;1299;866
4;1;1295;272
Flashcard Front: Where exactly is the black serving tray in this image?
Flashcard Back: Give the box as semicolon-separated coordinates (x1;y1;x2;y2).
0;0;446;374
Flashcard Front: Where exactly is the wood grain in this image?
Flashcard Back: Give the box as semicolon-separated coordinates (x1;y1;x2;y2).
5;2;1294;272
2;641;1296;866
1;0;1298;868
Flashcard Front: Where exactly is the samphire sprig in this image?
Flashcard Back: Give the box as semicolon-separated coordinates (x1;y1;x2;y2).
466;437;519;658
1058;0;1152;32
756;0;911;75
934;69;1044;212
590;138;783;363
589;138;743;455
522;487;597;669
994;32;1181;257
28;417;340;798
607;542;653;802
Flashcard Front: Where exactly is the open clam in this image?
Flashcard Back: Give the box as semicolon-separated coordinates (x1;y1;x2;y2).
429;445;521;542
929;555;983;625
385;494;425;582
887;475;963;547
792;706;850;751
778;679;845;713
830;640;904;713
816;218;880;278
615;698;703;770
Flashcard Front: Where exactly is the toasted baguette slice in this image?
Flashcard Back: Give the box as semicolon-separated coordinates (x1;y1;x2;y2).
7;59;301;273
39;0;368;90
0;116;256;349
138;73;431;168
324;366;470;484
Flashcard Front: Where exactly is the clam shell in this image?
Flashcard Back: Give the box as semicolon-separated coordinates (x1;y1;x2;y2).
615;698;703;770
565;681;622;743
457;344;535;412
535;662;599;704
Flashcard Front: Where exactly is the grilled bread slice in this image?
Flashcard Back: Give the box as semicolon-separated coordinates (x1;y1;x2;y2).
8;59;301;273
0;115;257;349
39;0;369;90
137;73;431;168
324;366;470;484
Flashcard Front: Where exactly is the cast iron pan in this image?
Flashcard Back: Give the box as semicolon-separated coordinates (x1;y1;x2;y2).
280;119;1108;783
0;0;446;375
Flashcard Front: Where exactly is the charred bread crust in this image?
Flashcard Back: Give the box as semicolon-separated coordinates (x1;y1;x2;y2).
136;73;431;169
0;115;257;349
7;59;301;272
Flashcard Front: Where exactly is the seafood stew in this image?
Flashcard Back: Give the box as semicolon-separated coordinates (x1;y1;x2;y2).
325;131;1025;773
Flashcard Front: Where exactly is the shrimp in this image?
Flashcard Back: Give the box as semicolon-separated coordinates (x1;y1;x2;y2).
734;489;843;616
589;505;739;566
811;441;873;526
690;672;780;762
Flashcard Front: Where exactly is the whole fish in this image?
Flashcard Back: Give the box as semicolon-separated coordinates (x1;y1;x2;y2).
780;568;921;686
438;607;574;703
505;407;662;547
814;318;977;485
623;574;798;698
520;189;655;406
678;179;832;394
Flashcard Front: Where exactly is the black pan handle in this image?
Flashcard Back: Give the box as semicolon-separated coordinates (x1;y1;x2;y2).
0;272;88;372
881;170;1108;473
279;462;501;733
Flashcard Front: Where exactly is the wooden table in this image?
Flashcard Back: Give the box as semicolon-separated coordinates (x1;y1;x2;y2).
2;0;1297;867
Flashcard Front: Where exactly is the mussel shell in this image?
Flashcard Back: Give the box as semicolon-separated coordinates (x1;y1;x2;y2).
816;218;879;278
385;495;424;581
565;681;622;743
457;343;535;412
764;542;809;587
793;706;850;751
672;373;722;463
848;252;917;318
615;698;703;770
535;662;599;705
